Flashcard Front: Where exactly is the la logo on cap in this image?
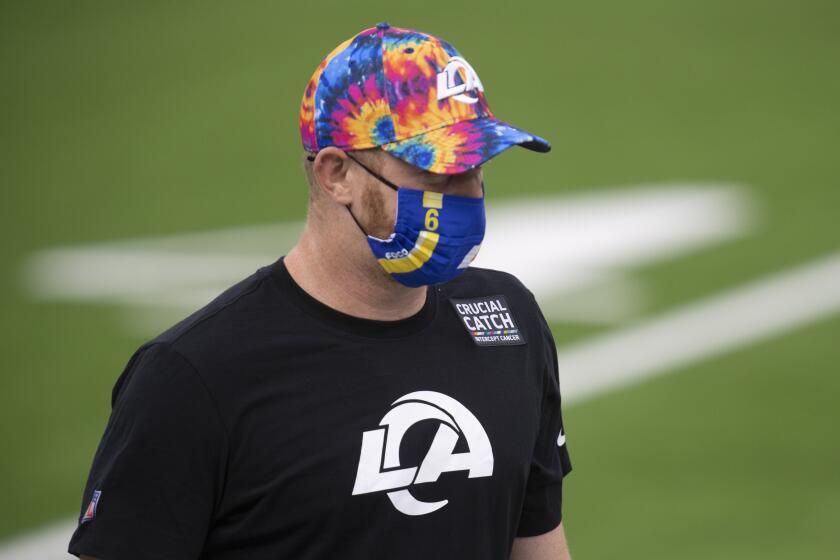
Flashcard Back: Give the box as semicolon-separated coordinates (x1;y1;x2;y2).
436;56;485;105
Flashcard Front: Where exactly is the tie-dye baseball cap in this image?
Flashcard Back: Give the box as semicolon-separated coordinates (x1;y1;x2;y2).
299;22;550;175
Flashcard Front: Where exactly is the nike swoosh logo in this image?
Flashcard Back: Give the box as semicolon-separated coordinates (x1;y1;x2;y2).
556;430;566;447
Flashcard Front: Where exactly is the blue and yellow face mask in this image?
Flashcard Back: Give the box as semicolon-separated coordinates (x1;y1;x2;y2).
345;153;485;288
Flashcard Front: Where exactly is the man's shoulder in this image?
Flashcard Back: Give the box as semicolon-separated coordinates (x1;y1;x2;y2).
440;266;555;366
106;260;283;413
443;265;547;329
445;265;536;303
148;260;280;354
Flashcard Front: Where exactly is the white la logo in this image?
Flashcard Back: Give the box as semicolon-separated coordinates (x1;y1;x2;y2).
351;390;494;516
436;56;485;105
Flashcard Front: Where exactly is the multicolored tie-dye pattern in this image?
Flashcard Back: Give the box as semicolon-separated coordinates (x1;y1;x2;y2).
299;23;550;175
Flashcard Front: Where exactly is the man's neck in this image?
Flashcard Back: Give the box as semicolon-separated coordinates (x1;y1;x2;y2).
283;221;428;321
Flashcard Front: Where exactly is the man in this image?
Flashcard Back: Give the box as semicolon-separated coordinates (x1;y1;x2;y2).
69;22;572;560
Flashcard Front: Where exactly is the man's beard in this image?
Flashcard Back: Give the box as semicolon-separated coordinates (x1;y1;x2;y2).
360;183;394;240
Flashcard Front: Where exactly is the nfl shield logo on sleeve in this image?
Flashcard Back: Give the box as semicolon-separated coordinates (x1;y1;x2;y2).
80;490;102;524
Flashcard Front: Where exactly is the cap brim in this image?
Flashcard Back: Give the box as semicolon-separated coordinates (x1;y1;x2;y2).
380;117;551;175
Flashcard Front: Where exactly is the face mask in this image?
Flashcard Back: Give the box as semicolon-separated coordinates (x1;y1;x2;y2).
345;154;485;288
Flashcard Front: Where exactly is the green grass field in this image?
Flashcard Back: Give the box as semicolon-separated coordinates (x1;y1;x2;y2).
2;1;839;557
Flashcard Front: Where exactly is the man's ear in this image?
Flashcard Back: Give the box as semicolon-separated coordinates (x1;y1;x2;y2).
312;147;358;205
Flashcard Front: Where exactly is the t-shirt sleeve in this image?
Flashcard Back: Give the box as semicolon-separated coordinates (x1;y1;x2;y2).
516;304;573;537
68;342;228;560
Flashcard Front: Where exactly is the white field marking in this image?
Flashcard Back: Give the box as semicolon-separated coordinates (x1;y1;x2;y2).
536;271;649;324
0;520;77;560
560;251;840;403
476;183;753;296
5;250;840;559
20;183;752;332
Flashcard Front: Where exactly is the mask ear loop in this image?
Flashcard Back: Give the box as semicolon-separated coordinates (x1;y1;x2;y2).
304;152;400;236
345;200;371;236
344;153;399;192
305;152;398;190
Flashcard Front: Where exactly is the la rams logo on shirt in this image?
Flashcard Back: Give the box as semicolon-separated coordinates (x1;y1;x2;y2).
351;391;493;516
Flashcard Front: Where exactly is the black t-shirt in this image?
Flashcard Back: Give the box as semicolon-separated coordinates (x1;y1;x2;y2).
68;256;572;560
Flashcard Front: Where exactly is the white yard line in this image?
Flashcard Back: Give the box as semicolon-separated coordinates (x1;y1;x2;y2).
5;251;840;559
0;521;78;560
559;251;840;403
20;184;752;330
